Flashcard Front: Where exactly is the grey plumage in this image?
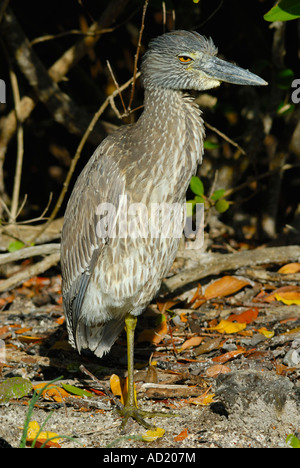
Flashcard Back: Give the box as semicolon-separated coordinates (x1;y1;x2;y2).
61;30;267;359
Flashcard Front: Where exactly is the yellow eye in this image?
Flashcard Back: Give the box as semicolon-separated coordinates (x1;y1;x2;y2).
178;55;193;63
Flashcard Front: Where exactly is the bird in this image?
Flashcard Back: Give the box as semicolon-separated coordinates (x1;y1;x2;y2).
60;30;267;429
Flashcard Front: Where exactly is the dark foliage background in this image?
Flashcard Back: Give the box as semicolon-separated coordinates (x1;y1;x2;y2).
0;0;299;245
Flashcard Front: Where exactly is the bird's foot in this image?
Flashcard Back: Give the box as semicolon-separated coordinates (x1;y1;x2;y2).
118;404;178;431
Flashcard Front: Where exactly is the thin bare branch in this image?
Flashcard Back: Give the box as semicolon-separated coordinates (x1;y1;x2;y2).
30;28;113;46
128;0;149;111
106;60;127;116
204;121;246;155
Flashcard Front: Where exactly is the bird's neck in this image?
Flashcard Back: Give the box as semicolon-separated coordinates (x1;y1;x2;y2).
139;85;205;182
142;86;202;133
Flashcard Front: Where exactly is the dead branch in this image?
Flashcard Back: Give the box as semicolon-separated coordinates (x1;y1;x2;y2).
0;243;60;265
0;217;63;250
0;252;60;292
164;245;300;292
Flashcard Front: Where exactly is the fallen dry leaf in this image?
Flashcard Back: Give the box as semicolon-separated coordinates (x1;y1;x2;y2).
227;307;259;324
188;284;202;304
174;428;188;442
212;348;246;363
25;420;62;447
180;335;204;351
206;364;231;378
157;300;179;313
274;292;300;305
33;383;70;403
194;337;222;355
142;427;165;442
110;374;137;406
208;319;247;334
204;275;249;300
278;262;300;274
258;327;275;338
256;285;300;303
187;389;215;406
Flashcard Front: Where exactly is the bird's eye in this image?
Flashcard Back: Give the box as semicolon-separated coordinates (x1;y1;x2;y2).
178;55;193;63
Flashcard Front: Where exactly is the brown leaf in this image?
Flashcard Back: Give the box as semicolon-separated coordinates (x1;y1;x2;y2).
194;337;222;355
180;335;204;350
212;348;246;363
157;300;179;313
256;285;300;303
278;262;300;274
227;307;259;324
204;275;249;300
206;364;231;378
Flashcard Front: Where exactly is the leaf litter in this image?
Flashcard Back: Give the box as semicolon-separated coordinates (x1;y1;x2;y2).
0;261;299;448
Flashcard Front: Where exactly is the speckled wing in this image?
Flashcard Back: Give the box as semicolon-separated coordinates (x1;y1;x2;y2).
60;137;125;350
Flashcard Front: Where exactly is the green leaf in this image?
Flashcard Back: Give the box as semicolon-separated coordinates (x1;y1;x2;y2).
215;199;230;213
61;383;93;398
0;377;32;403
194;195;205;204
264;0;300;22
276;68;294;90
286;434;300;448
8;241;25;252
211;189;226;201
190;176;204;196
204;141;220;150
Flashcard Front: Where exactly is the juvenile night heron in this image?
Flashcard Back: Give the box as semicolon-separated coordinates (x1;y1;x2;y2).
61;30;267;428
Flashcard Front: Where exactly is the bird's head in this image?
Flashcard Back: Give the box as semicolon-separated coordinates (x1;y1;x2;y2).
141;30;267;91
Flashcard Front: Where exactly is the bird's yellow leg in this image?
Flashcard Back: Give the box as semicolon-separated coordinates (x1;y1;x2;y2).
118;312;178;431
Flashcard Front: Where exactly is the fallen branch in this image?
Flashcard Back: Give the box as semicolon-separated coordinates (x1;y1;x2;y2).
0;252;60;292
0;218;63;250
0;243;60;265
164;245;300;292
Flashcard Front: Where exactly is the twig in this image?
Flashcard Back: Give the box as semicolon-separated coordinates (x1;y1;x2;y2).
223;163;299;198
128;0;149;111
204;121;246;155
106;59;127;116
30;28;113;46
